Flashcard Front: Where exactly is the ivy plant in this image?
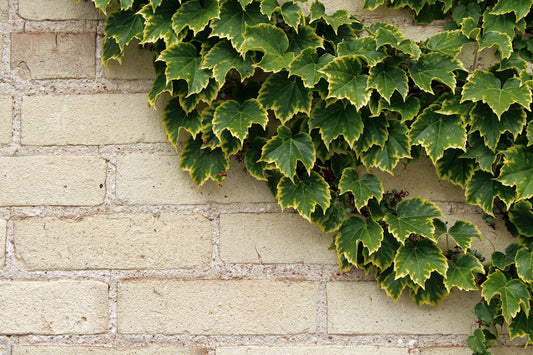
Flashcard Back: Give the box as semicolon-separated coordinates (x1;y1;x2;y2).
81;0;533;353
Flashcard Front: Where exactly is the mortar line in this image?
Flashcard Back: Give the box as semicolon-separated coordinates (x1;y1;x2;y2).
108;270;119;338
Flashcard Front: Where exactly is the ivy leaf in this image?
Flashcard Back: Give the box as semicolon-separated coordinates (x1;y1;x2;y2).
336;216;384;260
394;239;448;288
461;134;497;172
361;120;411;173
426;30;471;57
436;149;476;188
445;254;484;292
376;94;420;122
448;220;482;251
158;42;212;95
408;272;449;306
481;270;531;322
277;171;330;220
241;24;293;72
244;136;272;181
371;22;420;58
466;171;516;215
337;37;387;66
367;62;409;103
162;97;202;147
289;48;334;88
171;0;219;35
509;201;533;237
408;53;464;94
339;168;383;209
202;40;255;85
516;248;533;283
461;70;532;118
310;204;346;234
180;136;228;186
376;267;410;301
452;2;482;25
478;31;513;59
211;0;268;51
498;145;533;201
260;0;280;18
367;231;400;271
320;56;371;109
354;114;389;155
508;311;533;344
104;9;144;50
92;0;113;13
470;104;526;152
491;0;533;21
362;0;386;11
238;0;254;7
409;105;466;164
309;101;363;149
287;26;324;56
483;11;518;39
139;1;181;46
261;126;315;180
212;99;268;144
148;63;173;107
309;0;354;34
101;36;122;66
258;71;312;123
384;197;443;244
280;1;303;30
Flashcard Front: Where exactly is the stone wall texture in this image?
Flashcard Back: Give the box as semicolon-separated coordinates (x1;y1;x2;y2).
0;0;527;354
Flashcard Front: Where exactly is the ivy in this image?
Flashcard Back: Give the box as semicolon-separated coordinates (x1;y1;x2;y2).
84;0;533;353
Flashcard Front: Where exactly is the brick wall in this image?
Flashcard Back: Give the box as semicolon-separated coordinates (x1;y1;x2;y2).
0;0;526;354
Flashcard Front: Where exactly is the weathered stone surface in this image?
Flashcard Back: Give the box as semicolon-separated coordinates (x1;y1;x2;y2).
0;96;11;145
12;346;204;355
18;0;103;20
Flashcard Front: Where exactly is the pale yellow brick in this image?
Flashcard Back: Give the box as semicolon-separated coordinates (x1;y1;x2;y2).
18;0;103;20
13;214;212;270
0;156;106;206
0;96;11;145
217;346;409;355
327;282;478;334
0;219;5;267
361;157;465;202
11;33;96;79
0;281;108;334
220;213;336;264
21;94;166;145
105;40;156;80
421;347;532;355
13;346;203;355
117;280;318;334
116;154;274;205
0;0;7;20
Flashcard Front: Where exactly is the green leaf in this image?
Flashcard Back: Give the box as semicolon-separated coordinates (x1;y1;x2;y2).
426;30;471;57
337;37;387;66
172;0;219;35
309;101;363;149
462;70;532;118
211;0;268;51
309;0;354;34
461;134;496;172
158;42;212;96
409;105;466;164
238;0;254;7
92;0;113;13
384;197;443;244
287;25;324;56
508;311;533;344
202;40;255;85
452;2;482;25
509;201;533;237
104;9;144;50
491;0;533;21
499;145;533;201
277;171;330;219
367;62;408;103
376;267;410;301
470;104;527;152
244;136;272;181
289;48;334;88
466;170;516;215
394;239;448;288
354;114;389;155
478;31;513;59
339;168;383;209
119;0;133;10
445;254;484;292
260;0;280;18
367;230;400;271
436;149;476;188
468;329;491;355
483;11;519;39
310;204;346;234
516;248;533;283
280;1;303;30
320;56;371;110
481;270;531;322
371;22;420;58
162;97;202;147
261;125;315;180
336;216;384;260
258;71;311;123
362;0;386;11
241;24;293;72
180;136;229;185
376;93;420;122
101;36;123;66
361;120;411;173
409;272;449;306
448;220;482;250
139;1;181;46
148;63;173;107
408;53;464;94
213;99;268;144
